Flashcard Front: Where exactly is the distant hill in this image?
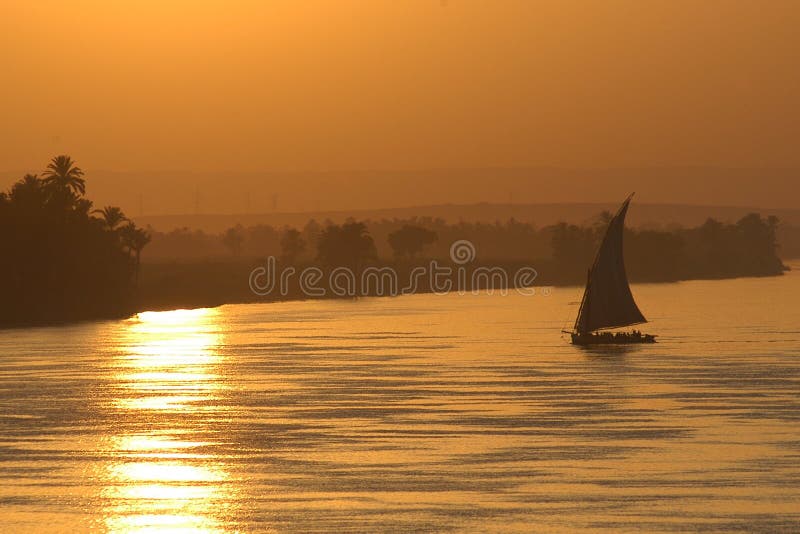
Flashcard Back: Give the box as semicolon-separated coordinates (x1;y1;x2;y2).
4;166;799;218
133;202;800;233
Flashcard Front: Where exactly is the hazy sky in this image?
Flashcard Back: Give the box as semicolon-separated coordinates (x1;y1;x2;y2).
1;1;799;211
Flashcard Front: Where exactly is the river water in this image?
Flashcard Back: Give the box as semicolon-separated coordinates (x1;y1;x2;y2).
1;267;799;532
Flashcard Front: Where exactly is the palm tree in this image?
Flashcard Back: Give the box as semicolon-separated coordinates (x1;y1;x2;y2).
74;198;94;217
12;173;42;192
93;206;128;231
41;155;86;196
9;174;46;207
120;223;151;284
20;173;40;187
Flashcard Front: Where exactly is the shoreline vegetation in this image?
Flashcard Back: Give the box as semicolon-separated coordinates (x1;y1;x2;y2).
0;156;149;328
1;156;790;328
136;256;791;318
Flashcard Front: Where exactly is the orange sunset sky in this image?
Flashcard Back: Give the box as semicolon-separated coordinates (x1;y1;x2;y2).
1;1;799;213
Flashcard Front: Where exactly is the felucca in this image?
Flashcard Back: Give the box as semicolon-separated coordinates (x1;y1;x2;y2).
566;194;656;345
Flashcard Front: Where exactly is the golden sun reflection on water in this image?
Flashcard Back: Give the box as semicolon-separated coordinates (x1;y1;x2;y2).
3;274;800;531
101;308;235;533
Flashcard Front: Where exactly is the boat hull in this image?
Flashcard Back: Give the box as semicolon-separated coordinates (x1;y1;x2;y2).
571;332;656;345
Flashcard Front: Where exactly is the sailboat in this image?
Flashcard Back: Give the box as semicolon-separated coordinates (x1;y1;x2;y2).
566;194;656;345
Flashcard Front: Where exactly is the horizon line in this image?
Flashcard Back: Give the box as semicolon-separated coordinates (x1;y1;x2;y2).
131;200;800;220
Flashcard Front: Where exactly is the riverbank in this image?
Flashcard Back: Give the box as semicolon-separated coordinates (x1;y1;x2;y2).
2;257;790;329
134;257;790;313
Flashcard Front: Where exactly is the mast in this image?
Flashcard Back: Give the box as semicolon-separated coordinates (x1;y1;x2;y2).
573;269;591;334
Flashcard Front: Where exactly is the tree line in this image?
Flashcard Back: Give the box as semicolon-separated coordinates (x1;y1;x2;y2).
547;211;786;282
1;157;788;325
135;212;787;312
0;156;150;325
142;212;788;282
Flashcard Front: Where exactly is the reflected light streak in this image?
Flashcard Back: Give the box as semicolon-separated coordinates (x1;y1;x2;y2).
102;307;236;533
